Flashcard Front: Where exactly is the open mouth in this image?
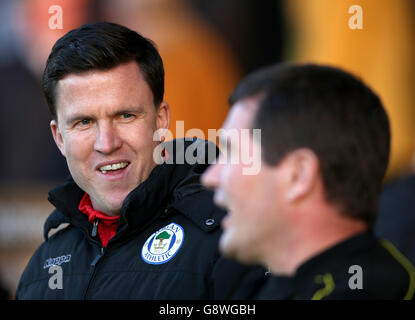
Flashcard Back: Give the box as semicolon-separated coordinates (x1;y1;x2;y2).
98;161;130;174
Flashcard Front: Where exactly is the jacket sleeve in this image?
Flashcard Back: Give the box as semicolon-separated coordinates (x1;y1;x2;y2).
14;246;43;300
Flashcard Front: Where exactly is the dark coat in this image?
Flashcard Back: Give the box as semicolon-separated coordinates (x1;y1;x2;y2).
255;231;415;300
16;139;266;299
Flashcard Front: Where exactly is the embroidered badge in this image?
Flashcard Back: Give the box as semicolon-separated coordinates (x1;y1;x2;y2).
141;222;184;265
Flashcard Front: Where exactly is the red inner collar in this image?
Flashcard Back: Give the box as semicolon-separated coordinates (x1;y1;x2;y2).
78;193;119;247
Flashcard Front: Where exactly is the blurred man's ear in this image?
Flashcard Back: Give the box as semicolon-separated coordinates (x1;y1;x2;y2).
50;119;66;157
284;148;319;203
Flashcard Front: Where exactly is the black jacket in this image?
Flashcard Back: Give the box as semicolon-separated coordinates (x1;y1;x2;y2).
375;174;415;265
255;231;415;300
16;139;266;299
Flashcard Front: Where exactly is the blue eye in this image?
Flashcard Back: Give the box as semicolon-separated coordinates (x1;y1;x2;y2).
74;119;91;127
121;113;133;119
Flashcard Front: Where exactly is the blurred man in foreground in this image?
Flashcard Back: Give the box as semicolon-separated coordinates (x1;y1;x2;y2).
202;63;415;299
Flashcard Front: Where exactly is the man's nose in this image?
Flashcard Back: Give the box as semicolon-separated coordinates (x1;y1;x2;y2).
94;122;122;154
201;162;221;190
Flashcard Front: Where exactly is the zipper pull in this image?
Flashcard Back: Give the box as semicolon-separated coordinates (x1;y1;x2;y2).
91;219;99;237
91;248;104;267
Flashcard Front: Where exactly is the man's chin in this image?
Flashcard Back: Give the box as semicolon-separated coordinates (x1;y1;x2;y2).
99;187;135;210
90;194;125;216
219;229;243;261
219;229;259;265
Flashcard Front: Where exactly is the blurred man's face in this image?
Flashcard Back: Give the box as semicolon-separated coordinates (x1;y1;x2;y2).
201;97;287;264
51;61;169;215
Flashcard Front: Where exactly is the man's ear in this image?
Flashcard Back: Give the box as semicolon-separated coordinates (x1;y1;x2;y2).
50;119;66;157
156;101;170;142
284;148;319;203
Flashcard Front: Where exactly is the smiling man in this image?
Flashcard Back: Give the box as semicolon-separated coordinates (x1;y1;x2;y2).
202;63;415;299
15;22;265;299
51;60;165;217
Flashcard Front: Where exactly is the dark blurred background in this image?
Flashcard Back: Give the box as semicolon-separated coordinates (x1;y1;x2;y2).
0;0;414;299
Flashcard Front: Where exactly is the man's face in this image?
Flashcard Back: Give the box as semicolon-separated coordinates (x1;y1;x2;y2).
51;61;169;215
201;97;287;264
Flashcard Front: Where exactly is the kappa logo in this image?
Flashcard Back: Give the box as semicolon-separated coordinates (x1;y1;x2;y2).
43;254;71;269
141;222;184;265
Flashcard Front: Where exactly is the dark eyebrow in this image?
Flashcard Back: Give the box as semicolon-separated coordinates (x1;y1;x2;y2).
65;105;147;126
66;114;92;126
112;105;146;117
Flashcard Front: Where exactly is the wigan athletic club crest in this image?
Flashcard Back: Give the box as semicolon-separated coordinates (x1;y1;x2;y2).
141;222;184;265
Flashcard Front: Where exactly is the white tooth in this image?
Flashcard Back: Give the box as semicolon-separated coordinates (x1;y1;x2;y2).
99;162;128;172
102;170;107;174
